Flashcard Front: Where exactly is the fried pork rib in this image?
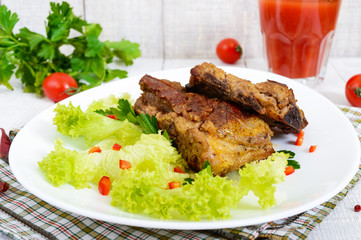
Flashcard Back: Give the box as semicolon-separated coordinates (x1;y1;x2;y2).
187;62;308;133
134;74;274;176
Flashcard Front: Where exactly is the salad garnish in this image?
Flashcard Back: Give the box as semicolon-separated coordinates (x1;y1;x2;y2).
38;95;291;220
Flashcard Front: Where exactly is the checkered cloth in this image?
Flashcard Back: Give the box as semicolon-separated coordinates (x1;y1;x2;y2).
1;106;361;240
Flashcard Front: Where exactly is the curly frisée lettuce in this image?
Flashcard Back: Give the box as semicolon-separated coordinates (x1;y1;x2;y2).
38;139;99;188
39;133;184;189
238;152;288;209
95;134;185;183
53;96;142;146
110;163;240;220
39;95;290;220
111;152;288;220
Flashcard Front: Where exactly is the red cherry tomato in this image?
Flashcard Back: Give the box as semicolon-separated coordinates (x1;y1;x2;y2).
345;74;361;107
216;38;242;64
42;72;78;102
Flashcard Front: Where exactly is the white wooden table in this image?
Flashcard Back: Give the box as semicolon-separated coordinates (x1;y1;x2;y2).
0;57;361;239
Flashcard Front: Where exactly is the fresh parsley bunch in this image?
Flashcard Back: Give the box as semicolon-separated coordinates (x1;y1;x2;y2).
0;2;141;95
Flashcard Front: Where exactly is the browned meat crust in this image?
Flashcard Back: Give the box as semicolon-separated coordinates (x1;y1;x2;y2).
187;62;308;133
134;74;274;176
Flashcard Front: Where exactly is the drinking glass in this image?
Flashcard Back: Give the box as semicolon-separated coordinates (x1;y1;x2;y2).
258;0;342;86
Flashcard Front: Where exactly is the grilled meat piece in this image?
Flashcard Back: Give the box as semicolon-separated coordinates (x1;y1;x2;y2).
134;74;274;176
187;62;308;133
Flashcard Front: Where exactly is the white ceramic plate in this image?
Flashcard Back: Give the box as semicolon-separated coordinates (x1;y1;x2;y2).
9;67;360;230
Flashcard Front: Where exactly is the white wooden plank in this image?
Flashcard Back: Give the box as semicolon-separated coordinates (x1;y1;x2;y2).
242;0;264;59
308;185;361;240
163;58;247;71
314;58;350;106
331;0;361;57
84;0;163;58
330;58;361;82
111;58;163;77
163;0;246;60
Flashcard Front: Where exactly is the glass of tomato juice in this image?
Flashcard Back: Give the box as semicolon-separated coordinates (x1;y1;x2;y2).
258;0;342;86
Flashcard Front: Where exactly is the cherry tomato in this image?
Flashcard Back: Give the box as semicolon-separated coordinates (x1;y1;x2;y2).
216;38;242;64
345;74;361;107
42;72;78;102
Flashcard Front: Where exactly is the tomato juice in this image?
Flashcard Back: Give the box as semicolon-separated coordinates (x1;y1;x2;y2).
259;0;341;80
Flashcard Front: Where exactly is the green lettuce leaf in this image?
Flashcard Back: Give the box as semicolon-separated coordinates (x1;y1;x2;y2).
178;165;241;220
39;133;185;188
40;137;288;220
98;133;185;182
53;101;142;146
110;161;240;220
86;94;131;112
38;139;99;188
238;152;288;208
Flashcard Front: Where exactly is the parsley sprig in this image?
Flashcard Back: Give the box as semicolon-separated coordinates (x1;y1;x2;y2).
0;2;141;95
96;99;171;141
277;150;300;169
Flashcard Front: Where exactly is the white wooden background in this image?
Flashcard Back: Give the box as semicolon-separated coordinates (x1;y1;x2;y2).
1;0;361;60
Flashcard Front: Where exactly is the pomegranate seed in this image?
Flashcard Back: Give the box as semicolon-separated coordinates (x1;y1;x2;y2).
0;181;9;192
354;205;361;212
